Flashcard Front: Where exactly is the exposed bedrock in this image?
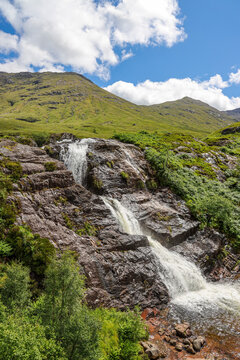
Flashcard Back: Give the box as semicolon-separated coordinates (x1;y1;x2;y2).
0;137;232;308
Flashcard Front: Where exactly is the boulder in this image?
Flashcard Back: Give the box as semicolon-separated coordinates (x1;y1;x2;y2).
175;323;190;338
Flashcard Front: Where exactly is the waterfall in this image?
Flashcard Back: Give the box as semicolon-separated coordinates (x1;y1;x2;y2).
59;138;95;185
102;197;240;329
61;140;240;335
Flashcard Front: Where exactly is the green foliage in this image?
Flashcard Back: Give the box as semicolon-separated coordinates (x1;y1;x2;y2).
146;148;240;250
45;161;57;172
32;133;50;147
6;226;56;276
116;131;240;251
136;179;145;190
35;252;100;360
146;179;158;191
120;171;129;181
0;251;148;360
0;241;12;257
0;312;67;360
106;161;114;168
76;221;97;236
93;176;103;190
95;307;147;360
0;73;233;139
0;262;31;310
62;213;74;229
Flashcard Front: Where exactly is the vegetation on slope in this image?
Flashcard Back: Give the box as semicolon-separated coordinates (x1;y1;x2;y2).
0;140;147;360
0;254;147;360
115;132;240;251
0;72;234;138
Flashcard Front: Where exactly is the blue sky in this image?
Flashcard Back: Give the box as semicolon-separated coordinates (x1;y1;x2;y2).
0;0;240;110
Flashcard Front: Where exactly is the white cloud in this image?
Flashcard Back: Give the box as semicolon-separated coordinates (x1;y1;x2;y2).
104;75;240;111
0;30;18;54
121;49;134;61
0;0;185;77
229;69;240;84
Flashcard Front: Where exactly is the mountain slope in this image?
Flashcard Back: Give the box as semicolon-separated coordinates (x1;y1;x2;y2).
0;72;234;138
224;108;240;122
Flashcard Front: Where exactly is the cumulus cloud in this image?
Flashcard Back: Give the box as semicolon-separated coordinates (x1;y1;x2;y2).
0;30;18;54
104;75;240;111
229;69;240;85
0;0;185;77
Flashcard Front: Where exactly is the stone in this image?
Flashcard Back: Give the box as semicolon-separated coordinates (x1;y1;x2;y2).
164;336;170;343
183;339;191;346
193;336;206;352
186;329;192;337
175;342;183;351
158;328;165;336
170;338;177;346
175;323;190;338
186;344;196;354
158;341;168;358
145;345;160;359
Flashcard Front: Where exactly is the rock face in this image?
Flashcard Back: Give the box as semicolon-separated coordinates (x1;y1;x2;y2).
0;137;228;308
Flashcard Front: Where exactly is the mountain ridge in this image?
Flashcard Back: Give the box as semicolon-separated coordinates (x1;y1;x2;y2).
0;72;235;138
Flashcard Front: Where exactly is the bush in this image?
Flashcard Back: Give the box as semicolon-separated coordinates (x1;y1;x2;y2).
36;252;100;360
0;313;67;360
120;171;129;181
44;162;57;172
6;226;56;276
0;262;31;310
95;307;147;360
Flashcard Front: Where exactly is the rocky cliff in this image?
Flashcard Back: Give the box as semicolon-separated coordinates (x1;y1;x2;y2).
0;136;237;309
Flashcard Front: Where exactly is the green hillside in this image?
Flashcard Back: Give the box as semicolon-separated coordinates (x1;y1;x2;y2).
0;72;234;138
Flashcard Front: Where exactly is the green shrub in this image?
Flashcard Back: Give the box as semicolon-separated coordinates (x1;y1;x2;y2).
95;307;147;360
32;133;50;147
0;241;12;257
0;262;31;310
44;161;57;172
6;226;56;276
120;171;129;181
0;313;67;360
93;176;103;190
76;221;97;236
146;179;158;191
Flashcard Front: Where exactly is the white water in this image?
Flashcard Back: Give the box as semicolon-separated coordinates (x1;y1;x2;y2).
60;138;95;185
60;140;240;334
102;197;240;330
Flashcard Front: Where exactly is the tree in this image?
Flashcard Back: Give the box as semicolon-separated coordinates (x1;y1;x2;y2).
38;252;100;360
0;262;30;310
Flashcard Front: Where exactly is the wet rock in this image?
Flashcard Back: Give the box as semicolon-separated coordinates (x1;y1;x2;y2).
158;328;165;336
175;323;190;338
164;336;170;343
186;343;196;354
143;341;168;359
170;338;177;346
158;341;168;358
145;344;161;359
175;342;183;351
0;138;169;309
172;229;225;275
183;339;191;346
193;336;206;352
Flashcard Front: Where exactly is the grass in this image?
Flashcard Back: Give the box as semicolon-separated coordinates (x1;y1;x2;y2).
115;131;240;251
0;72;234;139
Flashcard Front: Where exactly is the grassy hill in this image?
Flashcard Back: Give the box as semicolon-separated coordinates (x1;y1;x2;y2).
0;72;235;138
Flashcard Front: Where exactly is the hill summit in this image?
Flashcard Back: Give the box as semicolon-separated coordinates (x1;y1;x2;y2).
0;72;235;137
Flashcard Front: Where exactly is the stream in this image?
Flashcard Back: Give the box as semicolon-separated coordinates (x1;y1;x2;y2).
60;138;240;352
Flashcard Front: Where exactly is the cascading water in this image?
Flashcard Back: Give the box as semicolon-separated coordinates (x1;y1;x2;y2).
61;140;240;339
102;197;240;335
59;138;95;185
